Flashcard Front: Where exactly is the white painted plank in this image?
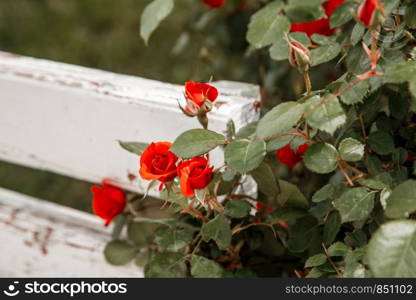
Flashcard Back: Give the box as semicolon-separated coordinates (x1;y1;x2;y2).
0;51;260;195
0;187;141;277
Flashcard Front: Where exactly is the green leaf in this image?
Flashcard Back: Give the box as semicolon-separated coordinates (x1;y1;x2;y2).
266;135;294;152
246;2;290;49
154;227;193;252
333;187;375;223
384;61;416;84
119;141;149;155
287;216;320;253
140;0;174;45
135;250;151;268
278;180;309;208
267;206;308;223
250;162;280;198
351;24;365;46
256;102;304;139
305;96;346;135
224;139;266;174
385;180;416;218
310;43;341;66
328;242;351;257
104;241;136;266
285;5;325;23
190;255;224;278
145;252;187;278
329;1;354;27
201;214;232;250
405;2;416;29
368;131;395;155
312;184;335;203
236;121;258;138
171;129;226;159
224;200;251;219
339;79;369;105
323;211;341;245
367;220;416;277
269;36;288;61
304;143;339;174
305;254;327;268
338;138;365;162
127;221;157;246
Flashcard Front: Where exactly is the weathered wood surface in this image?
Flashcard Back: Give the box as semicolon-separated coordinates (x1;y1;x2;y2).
0;187;141;277
0;51;260;196
0;52;260;277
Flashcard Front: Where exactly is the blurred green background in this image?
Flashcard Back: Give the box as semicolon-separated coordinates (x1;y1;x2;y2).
0;0;253;212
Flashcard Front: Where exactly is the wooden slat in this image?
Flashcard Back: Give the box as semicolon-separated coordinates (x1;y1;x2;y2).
0;187;141;277
0;52;260;195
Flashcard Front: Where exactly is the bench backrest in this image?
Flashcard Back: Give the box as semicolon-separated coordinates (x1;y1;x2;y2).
0;51;260;194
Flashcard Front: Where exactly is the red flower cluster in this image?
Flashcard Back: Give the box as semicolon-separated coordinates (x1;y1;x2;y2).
184;81;218;116
276;143;309;169
139;142;213;198
290;0;346;36
358;0;384;28
203;0;226;8
91;181;126;226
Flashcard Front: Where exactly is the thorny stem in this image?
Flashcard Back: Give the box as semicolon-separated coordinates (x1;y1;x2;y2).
337;160;354;187
358;114;367;140
370;28;380;70
303;72;312;96
304;71;382;119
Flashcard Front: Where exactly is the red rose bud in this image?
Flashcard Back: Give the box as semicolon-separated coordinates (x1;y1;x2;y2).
203;0;226;8
177;156;214;198
278;221;289;229
290;0;346;36
358;0;385;28
256;202;275;212
288;42;311;73
139;142;178;183
183;81;218;116
276;143;309;169
91;181;126;226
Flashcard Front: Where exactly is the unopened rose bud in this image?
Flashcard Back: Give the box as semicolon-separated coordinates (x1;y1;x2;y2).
181;81;218;117
357;0;385;28
288;42;311;73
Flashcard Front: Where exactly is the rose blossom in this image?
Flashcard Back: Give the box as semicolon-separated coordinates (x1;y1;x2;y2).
177;156;214;197
276;143;309;169
91;181;126;226
139;142;178;183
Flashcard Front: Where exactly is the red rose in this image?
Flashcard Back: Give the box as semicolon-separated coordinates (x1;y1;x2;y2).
288;42;311;73
290;0;346;36
177;156;214;197
184;81;218;116
139;142;178;183
358;0;384;28
203;0;226;8
91;181;126;226
276;143;309;169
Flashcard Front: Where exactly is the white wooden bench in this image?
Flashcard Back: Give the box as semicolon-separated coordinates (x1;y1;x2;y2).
0;52;260;277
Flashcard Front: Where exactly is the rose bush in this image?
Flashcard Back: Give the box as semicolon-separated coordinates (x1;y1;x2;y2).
96;0;416;278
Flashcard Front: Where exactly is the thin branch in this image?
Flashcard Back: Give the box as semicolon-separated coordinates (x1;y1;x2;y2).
322;243;342;277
